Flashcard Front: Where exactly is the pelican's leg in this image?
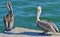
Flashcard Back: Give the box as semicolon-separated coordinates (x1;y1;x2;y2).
5;22;11;31
9;16;14;30
5;22;9;31
43;30;48;34
3;22;11;32
8;21;14;31
7;24;11;31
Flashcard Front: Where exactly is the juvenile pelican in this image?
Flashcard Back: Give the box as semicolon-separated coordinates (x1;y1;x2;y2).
36;6;59;34
4;2;14;31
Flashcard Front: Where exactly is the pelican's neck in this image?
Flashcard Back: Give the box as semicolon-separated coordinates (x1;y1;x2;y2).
36;6;42;21
7;2;13;15
9;5;13;15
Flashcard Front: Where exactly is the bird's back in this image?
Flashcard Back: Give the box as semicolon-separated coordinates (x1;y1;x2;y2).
36;20;59;32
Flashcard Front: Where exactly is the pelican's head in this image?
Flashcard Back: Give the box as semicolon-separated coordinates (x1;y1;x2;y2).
6;2;11;11
37;6;42;13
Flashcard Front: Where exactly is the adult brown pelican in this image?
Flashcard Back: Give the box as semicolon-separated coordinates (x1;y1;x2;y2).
36;6;59;34
4;2;14;31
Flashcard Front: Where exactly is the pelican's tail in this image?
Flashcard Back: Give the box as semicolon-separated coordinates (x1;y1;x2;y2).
50;21;59;32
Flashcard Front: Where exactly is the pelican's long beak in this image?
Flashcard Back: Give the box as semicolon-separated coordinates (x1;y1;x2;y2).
6;2;12;11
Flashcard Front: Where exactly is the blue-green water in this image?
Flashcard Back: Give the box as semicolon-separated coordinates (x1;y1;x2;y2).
0;0;60;32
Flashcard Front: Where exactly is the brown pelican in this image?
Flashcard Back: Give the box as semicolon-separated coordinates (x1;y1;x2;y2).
36;6;59;34
4;2;14;31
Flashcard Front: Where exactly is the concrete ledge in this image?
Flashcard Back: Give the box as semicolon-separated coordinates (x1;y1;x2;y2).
0;27;60;37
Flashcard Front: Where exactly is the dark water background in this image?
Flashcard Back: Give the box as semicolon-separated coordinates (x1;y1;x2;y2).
0;0;60;32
